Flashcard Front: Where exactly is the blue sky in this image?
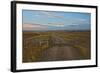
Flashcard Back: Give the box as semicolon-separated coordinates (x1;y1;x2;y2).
22;10;91;31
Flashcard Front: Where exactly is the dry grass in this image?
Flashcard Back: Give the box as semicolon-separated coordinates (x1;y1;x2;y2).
23;31;91;63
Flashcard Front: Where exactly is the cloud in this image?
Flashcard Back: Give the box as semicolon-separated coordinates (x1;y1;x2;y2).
37;11;90;26
23;23;47;31
64;18;90;26
40;11;64;19
46;23;65;27
41;11;90;25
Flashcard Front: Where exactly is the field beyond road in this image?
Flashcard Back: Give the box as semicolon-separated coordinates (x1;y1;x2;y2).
23;31;91;63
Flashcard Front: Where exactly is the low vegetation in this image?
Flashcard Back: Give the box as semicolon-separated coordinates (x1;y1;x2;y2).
23;31;90;63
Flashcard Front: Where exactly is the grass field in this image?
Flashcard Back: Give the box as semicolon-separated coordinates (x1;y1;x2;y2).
22;31;91;63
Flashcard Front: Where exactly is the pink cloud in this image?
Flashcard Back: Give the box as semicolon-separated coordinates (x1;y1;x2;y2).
23;23;47;31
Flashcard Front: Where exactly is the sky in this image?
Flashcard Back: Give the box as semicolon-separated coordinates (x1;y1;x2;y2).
22;10;91;31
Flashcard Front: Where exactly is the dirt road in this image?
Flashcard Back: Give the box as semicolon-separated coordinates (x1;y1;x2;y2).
38;34;85;61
